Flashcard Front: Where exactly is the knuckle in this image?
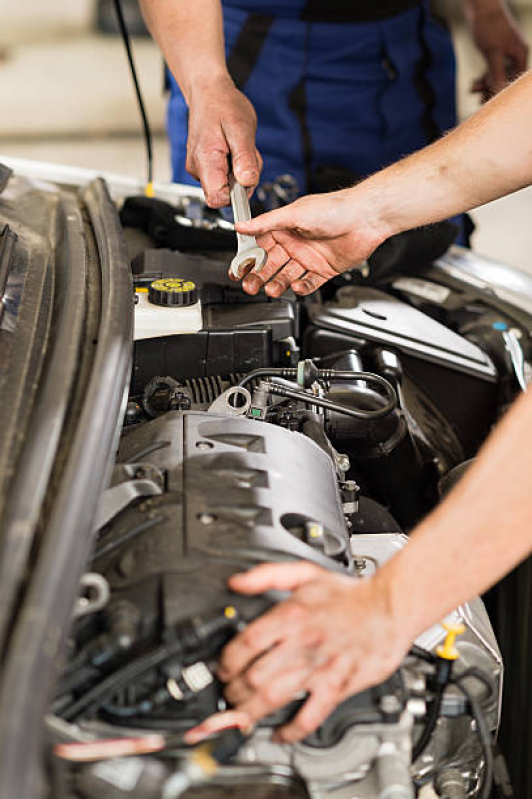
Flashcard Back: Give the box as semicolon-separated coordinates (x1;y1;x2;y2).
292;715;316;738
196;143;224;166
195;149;212;166
245;665;264;690
300;716;317;735
327;669;348;693
185;157;198;178
240;626;261;650
262;684;282;705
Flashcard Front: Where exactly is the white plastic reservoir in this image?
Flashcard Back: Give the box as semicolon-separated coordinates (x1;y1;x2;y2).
134;279;203;341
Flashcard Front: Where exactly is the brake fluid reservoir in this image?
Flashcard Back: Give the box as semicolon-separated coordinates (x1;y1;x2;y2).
134;278;202;340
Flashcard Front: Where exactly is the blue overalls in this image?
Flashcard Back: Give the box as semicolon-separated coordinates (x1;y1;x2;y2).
167;1;460;225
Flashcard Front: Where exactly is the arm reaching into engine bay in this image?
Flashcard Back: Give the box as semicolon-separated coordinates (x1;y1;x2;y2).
139;0;261;207
185;387;532;745
236;70;532;297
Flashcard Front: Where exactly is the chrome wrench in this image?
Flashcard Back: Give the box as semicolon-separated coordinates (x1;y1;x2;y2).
229;179;267;280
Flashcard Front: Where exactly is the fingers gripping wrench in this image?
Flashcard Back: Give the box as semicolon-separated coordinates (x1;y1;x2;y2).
229;180;267;280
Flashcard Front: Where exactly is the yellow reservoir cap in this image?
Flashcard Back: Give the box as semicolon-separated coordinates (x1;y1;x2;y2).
148;278;198;307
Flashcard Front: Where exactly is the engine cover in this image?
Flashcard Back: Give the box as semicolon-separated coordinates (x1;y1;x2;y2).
112;410;353;599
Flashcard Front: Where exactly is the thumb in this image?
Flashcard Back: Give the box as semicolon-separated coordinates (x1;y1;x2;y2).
224;124;261;189
236;205;295;237
229;562;323;594
485;49;507;93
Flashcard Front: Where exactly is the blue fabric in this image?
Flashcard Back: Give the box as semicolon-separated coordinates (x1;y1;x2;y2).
167;2;456;194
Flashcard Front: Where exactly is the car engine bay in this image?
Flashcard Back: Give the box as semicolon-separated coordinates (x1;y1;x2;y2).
1;160;532;798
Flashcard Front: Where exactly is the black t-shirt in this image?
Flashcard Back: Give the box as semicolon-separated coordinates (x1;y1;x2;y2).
300;0;422;22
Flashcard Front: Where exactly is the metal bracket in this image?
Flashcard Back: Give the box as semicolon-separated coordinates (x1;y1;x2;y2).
94;462;164;530
73;573;110;619
208;386;252;417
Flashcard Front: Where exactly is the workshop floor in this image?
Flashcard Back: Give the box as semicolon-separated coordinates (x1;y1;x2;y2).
2;3;532;275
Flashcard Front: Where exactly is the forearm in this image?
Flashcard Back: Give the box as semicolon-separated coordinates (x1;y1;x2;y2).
139;0;229;102
357;70;532;239
379;389;532;640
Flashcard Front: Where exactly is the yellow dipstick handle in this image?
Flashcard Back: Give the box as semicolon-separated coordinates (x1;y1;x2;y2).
191;745;218;778
436;622;465;661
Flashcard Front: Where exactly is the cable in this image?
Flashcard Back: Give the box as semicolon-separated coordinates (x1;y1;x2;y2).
239;362;397;399
60;612;236;721
412;651;455;762
112;0;154;192
60;637;186;721
453;676;494;799
412;685;444;762
265;379;397;420
410;660;496;780
238;368;299;390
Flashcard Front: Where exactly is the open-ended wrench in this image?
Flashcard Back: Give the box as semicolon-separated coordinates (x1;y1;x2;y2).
229;179;267;280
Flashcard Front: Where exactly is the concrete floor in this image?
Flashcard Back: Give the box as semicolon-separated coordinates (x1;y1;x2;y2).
2;5;532;275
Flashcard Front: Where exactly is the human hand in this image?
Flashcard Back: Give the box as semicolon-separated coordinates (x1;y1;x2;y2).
186;75;262;207
465;0;528;100
185;562;410;745
234;190;388;297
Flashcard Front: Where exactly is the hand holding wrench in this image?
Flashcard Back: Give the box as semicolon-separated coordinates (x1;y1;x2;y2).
229;179;267;280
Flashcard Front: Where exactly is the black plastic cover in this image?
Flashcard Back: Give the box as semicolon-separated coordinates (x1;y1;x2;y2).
121;197;234;252
132;302;296;393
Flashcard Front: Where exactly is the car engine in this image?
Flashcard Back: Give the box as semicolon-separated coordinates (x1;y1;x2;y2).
4;161;532;798
49;189;514;799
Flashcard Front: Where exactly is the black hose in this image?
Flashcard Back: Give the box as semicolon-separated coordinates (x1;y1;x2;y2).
238;368;299;389
266;378;397;420
113;0;153;187
454;676;494;799
413;686;444;762
61;637;186;721
239;364;397;398
60;612;235;722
